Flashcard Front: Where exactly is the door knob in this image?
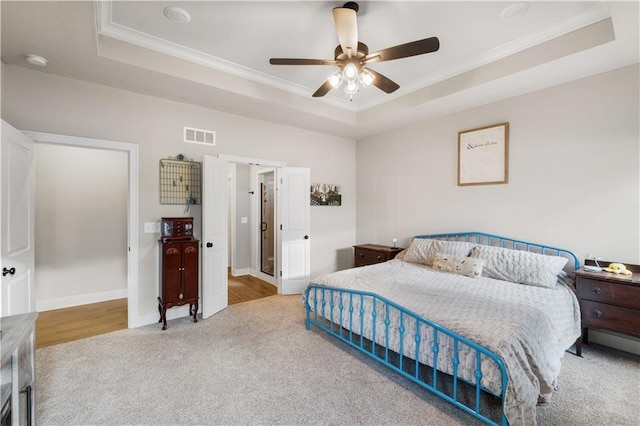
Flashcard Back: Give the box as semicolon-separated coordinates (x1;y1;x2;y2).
304;235;309;240
206;242;213;248
2;267;15;277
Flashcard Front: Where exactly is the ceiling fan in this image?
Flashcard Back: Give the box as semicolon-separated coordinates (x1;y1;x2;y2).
269;2;440;98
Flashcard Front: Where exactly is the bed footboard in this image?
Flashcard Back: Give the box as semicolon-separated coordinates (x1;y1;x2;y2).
304;284;509;426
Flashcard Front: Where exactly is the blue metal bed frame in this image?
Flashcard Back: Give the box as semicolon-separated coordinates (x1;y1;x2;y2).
305;232;579;426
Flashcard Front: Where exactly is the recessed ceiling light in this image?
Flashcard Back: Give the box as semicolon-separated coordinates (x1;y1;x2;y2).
501;2;530;19
23;53;48;68
163;6;191;24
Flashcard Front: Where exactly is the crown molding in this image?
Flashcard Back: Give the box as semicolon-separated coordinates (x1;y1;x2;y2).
95;1;611;114
95;1;357;112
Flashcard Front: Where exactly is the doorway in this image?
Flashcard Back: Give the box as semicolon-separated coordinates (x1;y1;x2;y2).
222;155;284;291
23;131;139;328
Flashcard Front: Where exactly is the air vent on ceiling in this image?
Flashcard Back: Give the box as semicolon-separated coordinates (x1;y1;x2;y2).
184;127;216;146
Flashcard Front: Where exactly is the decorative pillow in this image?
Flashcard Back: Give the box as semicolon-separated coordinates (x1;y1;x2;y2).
430;240;476;263
432;252;484;278
469;245;568;288
403;238;476;266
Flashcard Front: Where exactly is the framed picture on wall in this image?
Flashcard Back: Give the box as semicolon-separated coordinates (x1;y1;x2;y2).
310;183;342;206
458;122;509;186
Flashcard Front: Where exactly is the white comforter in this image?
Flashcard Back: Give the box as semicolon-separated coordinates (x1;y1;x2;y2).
305;259;581;425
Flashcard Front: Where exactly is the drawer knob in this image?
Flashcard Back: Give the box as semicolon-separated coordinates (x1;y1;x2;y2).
591;287;601;295
377;255;381;260
592;309;603;318
359;252;364;257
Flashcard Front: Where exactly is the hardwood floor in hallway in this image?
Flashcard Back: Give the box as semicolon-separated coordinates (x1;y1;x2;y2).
228;270;277;305
35;273;276;348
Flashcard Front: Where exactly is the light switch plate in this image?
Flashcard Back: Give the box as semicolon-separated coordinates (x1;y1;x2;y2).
144;222;161;233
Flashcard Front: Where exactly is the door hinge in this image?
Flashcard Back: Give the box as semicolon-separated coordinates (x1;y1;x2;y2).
280;271;282;277
280;224;283;231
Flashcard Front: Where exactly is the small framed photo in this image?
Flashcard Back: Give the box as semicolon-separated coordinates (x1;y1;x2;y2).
458;122;509;186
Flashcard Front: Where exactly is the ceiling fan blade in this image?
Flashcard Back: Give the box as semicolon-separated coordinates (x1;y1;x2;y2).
333;7;358;58
366;37;440;63
312;80;333;97
365;68;400;94
269;58;338;66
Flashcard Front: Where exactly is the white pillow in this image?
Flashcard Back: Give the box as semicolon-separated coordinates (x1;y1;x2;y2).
403;238;476;266
432;252;484;278
469;245;568;288
403;238;433;265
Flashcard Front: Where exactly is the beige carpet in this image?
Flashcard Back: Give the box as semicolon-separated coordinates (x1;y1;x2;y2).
36;295;639;425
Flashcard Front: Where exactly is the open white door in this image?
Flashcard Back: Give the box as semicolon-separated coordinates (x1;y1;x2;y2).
1;120;35;317
202;155;228;319
276;167;310;295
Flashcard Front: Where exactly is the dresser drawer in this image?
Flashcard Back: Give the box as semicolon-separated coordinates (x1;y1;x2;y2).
356;248;386;262
581;300;640;337
577;277;640;310
353;244;403;268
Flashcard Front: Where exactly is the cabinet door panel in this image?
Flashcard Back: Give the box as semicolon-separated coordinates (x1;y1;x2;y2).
162;243;182;303
182;242;199;301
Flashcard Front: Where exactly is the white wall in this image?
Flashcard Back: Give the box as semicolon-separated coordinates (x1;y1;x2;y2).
34;143;128;310
356;64;640;353
1;64;356;325
357;64;639;261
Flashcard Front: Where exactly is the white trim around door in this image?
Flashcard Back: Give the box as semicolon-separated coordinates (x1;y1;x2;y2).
22;131;140;328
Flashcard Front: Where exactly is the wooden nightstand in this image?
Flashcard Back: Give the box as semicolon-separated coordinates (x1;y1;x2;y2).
574;262;640;356
353;244;404;267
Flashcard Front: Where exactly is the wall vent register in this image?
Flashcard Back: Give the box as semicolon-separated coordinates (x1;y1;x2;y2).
184;126;215;146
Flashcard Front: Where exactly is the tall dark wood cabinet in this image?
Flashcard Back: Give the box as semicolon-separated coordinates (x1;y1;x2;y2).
158;231;199;330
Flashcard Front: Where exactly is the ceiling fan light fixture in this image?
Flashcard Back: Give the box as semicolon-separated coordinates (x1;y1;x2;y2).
328;72;342;88
360;69;375;86
343;63;359;81
344;80;358;95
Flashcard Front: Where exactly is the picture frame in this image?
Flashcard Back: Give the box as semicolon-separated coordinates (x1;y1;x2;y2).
310;183;342;206
458;122;509;186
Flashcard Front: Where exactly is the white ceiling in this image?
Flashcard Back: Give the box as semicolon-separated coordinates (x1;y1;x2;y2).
1;1;638;139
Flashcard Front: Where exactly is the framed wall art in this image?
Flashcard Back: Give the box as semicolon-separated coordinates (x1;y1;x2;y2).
458;122;509;186
310;183;342;206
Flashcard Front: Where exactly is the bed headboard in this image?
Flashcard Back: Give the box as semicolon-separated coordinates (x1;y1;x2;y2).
413;231;580;274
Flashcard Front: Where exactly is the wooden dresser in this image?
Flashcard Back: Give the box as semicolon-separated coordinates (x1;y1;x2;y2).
353;244;404;267
574;262;640;356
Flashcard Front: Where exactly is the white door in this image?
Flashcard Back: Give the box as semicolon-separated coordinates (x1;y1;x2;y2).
202;155;228;319
1;120;35;317
276;167;310;295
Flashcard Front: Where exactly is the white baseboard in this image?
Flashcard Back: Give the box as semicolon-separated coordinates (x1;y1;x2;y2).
589;330;640;355
231;267;251;277
36;289;128;312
